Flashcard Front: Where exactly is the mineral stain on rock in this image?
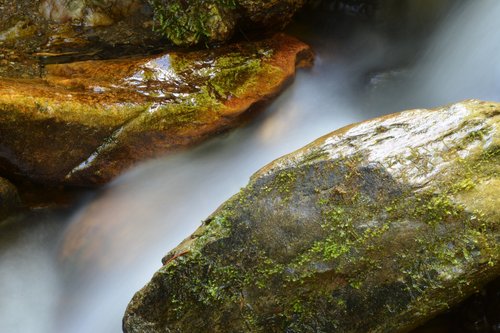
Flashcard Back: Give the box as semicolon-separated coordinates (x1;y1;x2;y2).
0;34;313;186
123;100;500;333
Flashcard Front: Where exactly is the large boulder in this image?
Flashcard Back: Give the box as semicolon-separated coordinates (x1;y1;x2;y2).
0;177;20;219
124;100;500;333
147;0;307;46
0;34;312;186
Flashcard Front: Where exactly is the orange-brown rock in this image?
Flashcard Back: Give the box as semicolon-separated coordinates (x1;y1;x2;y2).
0;34;313;186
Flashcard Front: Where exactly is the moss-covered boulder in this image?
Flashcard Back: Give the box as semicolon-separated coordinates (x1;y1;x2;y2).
0;177;20;219
147;0;307;46
124;100;500;333
0;34;312;186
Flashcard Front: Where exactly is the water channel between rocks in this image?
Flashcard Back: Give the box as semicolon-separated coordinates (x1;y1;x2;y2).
1;1;499;332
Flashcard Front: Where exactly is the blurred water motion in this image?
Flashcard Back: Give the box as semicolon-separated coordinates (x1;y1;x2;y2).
367;0;500;112
0;212;66;333
1;1;500;332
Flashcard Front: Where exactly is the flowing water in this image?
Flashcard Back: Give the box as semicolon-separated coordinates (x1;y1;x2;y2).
1;1;500;332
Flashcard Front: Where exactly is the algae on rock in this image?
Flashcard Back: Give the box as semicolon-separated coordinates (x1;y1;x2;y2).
124;100;500;333
147;0;306;46
0;34;313;186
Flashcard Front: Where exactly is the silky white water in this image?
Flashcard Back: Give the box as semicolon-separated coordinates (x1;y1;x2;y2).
1;1;499;332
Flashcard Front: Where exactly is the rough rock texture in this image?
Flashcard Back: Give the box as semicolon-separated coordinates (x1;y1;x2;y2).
148;0;307;46
0;0;160;79
124;100;500;333
1;0;307;64
0;177;20;219
0;34;313;186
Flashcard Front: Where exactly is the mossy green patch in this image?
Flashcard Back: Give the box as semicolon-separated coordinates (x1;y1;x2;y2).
148;0;237;46
128;44;281;133
147;0;307;46
170;47;275;99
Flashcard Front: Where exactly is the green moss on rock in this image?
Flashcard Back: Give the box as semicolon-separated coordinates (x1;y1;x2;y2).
0;34;312;186
148;0;237;46
124;100;500;333
147;0;306;46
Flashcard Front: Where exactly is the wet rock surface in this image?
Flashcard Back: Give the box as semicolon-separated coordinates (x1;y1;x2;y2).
0;34;313;186
147;0;307;46
124;100;500;333
0;0;161;79
0;0;309;68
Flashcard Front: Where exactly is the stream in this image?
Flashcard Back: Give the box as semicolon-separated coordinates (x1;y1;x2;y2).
1;1;500;332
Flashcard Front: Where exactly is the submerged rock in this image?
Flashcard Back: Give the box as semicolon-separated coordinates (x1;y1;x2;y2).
0;177;20;219
148;0;307;46
0;34;312;186
124;100;500;333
